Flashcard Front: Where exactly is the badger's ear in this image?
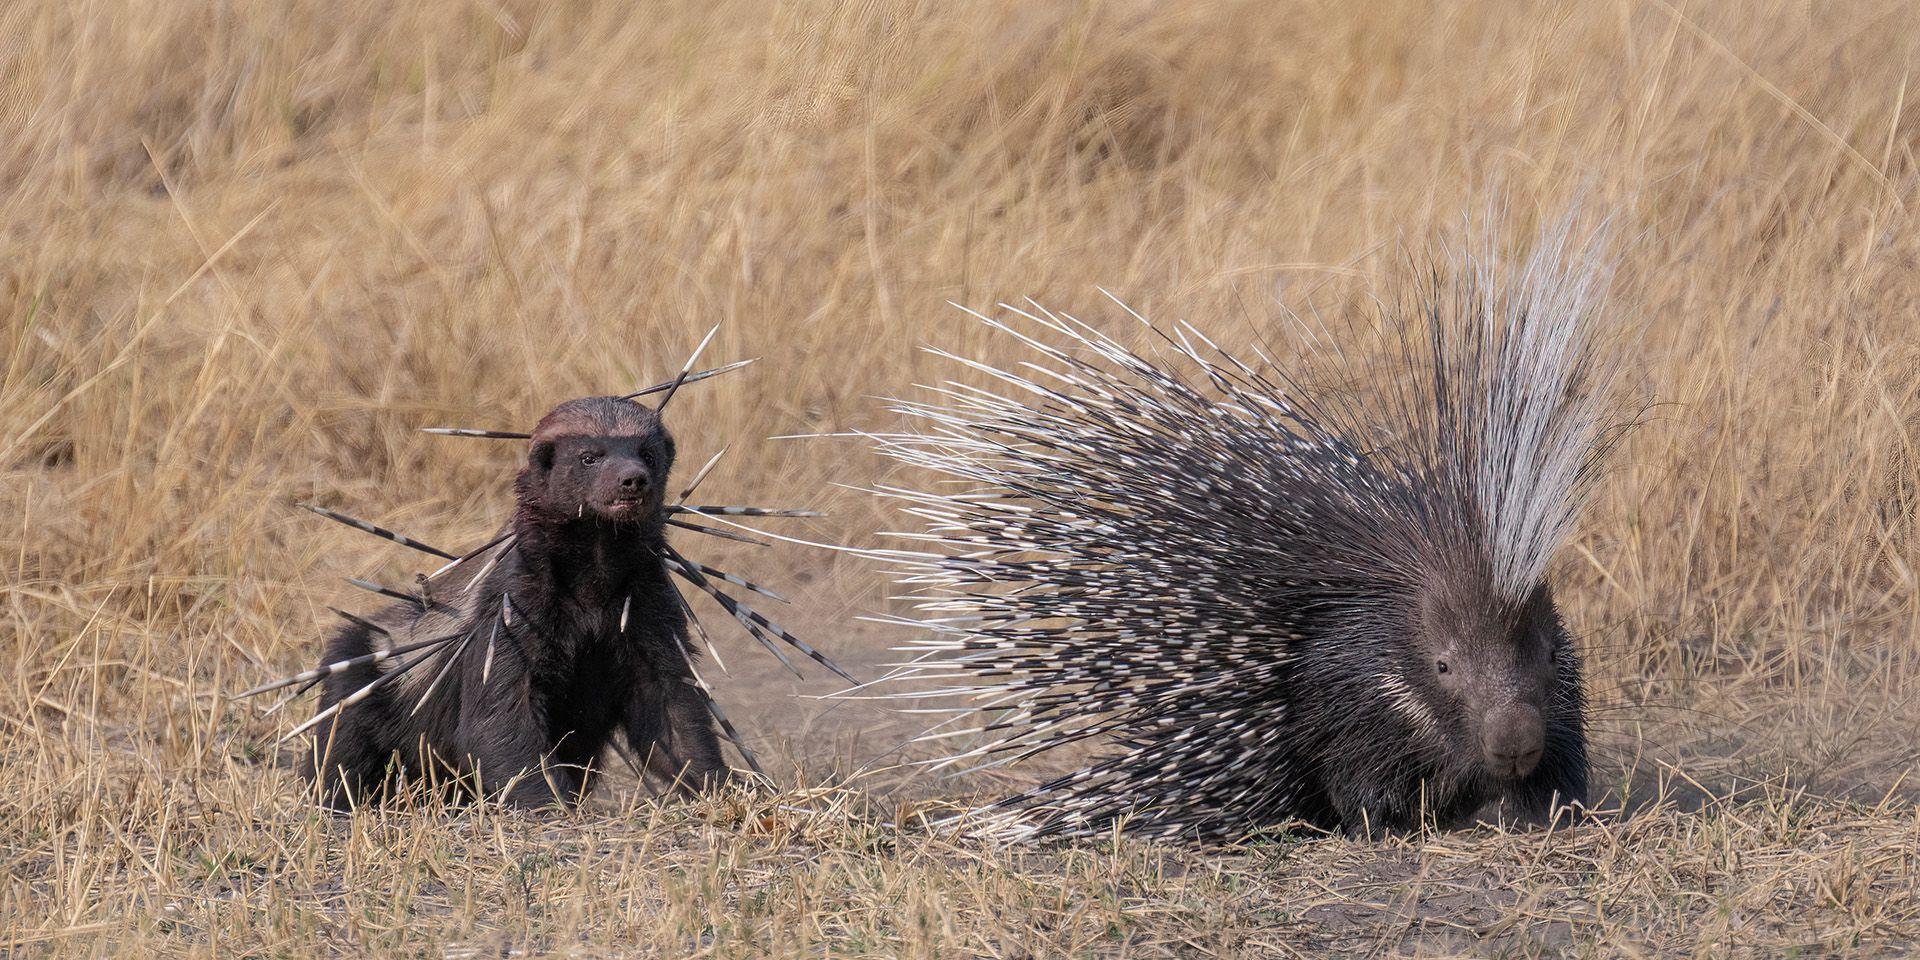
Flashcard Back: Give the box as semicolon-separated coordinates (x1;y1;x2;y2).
661;434;677;470
529;440;556;473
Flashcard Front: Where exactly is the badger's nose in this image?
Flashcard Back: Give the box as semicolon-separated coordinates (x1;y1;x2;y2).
616;466;649;492
1482;703;1544;779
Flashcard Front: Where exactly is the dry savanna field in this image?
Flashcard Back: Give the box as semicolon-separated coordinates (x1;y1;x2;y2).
4;0;1920;956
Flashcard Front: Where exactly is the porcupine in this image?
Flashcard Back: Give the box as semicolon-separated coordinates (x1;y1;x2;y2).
236;341;853;810
865;223;1623;841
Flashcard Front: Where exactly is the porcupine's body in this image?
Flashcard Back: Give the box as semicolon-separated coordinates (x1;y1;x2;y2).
871;224;1618;841
303;398;728;809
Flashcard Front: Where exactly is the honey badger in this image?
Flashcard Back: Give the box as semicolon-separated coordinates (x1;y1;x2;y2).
303;398;725;808
241;356;853;810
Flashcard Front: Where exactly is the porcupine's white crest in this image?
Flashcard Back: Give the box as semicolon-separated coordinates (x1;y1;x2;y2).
1454;222;1618;599
865;218;1620;842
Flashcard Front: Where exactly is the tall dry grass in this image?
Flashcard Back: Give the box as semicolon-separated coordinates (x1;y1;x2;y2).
3;0;1918;954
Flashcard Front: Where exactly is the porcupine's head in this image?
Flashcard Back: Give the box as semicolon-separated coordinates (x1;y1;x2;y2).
1315;224;1612;796
516;397;677;524
1391;567;1567;784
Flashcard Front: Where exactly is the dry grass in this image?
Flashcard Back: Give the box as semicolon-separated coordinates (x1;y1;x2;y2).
3;0;1919;955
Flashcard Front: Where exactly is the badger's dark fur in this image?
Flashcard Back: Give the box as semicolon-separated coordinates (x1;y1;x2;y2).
867;224;1620;841
302;397;730;809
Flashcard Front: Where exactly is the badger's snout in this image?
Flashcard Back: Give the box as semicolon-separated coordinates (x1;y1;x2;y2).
598;460;655;519
613;463;650;494
1480;703;1544;779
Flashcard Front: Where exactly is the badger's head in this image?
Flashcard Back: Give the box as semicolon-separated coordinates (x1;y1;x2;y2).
516;397;676;524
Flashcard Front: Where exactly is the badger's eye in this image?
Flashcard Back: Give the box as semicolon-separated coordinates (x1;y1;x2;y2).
1435;659;1450;675
580;453;600;467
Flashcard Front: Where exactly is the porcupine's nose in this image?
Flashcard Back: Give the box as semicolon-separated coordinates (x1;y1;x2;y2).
1481;703;1544;779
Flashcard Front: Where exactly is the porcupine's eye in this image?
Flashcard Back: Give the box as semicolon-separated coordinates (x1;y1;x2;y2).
1435;659;1450;675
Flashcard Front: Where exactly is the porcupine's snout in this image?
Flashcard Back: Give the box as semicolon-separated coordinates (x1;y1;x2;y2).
1480;702;1544;779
